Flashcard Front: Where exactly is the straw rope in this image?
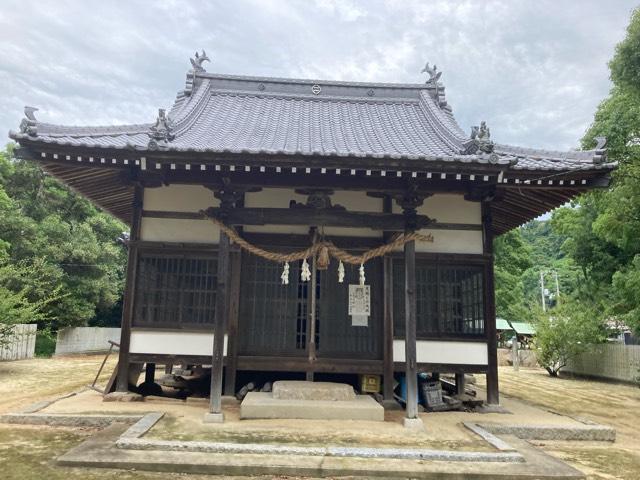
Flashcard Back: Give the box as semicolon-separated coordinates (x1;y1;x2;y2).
200;210;433;265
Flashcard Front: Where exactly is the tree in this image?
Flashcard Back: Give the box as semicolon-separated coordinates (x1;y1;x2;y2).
533;301;606;377
0;145;127;334
494;230;533;321
544;8;640;334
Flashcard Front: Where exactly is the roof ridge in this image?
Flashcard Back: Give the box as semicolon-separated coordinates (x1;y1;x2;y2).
206;89;422;105
416;91;466;153
33;122;151;137
494;143;598;161
195;71;437;90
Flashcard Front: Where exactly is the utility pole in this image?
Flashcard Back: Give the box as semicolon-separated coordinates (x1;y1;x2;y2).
554;271;560;305
540;271;546;312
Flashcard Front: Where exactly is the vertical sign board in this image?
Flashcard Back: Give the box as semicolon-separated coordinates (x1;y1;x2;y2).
348;284;370;327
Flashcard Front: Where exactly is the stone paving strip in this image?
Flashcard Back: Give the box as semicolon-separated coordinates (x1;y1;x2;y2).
0;412;142;427
112;413;524;463
463;422;517;451
57;424;587;479
18;389;85;413
477;423;616;442
116;437;525;463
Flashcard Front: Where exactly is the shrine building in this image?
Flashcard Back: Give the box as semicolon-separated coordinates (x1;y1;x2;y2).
9;51;615;422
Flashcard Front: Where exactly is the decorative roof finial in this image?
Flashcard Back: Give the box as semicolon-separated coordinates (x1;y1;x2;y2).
462;121;494;154
148;108;174;150
593;136;607;163
19;106;38;136
190;50;210;73
421;62;442;85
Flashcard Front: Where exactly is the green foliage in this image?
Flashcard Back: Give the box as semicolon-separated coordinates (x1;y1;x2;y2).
494;8;640;338
0;146;127;335
532;301;607;377
494;230;533;321
548;7;640;335
34;329;57;357
609;8;640;96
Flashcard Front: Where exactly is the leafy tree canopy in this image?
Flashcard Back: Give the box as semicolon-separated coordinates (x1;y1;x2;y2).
0;146;127;333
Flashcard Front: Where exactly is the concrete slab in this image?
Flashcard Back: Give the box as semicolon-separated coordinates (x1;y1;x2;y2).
203;412;224;423
403;417;425;431
57;424;586;479
272;381;356;401
241;392;383;421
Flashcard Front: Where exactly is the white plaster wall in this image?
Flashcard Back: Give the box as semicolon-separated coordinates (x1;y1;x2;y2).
393;340;488;365
392;193;481;224
414;230;483;254
130;330;227;356
144;185;219;212
140;218;220;243
141;185;220;243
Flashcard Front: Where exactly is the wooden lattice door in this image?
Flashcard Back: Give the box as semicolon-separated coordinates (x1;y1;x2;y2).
237;252;383;360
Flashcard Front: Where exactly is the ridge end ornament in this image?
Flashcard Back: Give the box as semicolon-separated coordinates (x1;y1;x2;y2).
462;120;494;154
593;136;608;163
148;108;175;150
421;62;442;85
190;49;210;73
19;106;39;136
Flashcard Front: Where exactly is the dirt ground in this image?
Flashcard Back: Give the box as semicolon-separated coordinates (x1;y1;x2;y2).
0;354;117;414
478;367;640;479
1;356;639;479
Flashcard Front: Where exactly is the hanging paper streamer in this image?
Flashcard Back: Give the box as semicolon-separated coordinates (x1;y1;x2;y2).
281;261;290;285
359;263;365;286
301;258;311;282
338;260;345;283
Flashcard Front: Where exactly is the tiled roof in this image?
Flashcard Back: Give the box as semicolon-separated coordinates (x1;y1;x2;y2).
9;68;615;174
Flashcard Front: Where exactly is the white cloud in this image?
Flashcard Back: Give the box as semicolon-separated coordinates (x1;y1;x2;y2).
0;0;635;150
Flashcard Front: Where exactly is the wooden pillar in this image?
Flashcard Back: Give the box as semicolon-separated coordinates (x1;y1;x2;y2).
223;249;242;396
397;186;424;422
116;184;143;392
144;363;156;384
209;231;230;416
383;255;395;402
306;251;318;382
404;238;418;419
455;373;466;396
482;200;499;405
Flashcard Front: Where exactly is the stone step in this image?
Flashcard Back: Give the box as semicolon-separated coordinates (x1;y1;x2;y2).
272;381;356;401
240;392;384;421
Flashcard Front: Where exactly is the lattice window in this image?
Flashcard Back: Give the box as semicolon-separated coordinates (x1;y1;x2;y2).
238;254;304;356
133;253;217;329
393;260;485;338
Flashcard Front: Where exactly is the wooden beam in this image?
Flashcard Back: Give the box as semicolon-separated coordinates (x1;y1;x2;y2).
223;250;242;396
116;183;143;392
209;231;230;415
202;207;433;231
143;209;482;232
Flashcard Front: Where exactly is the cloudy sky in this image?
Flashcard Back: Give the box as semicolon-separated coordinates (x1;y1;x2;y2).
0;0;636;150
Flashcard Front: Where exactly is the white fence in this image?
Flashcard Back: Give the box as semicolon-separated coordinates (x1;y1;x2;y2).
0;324;37;361
55;327;121;355
564;344;640;383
